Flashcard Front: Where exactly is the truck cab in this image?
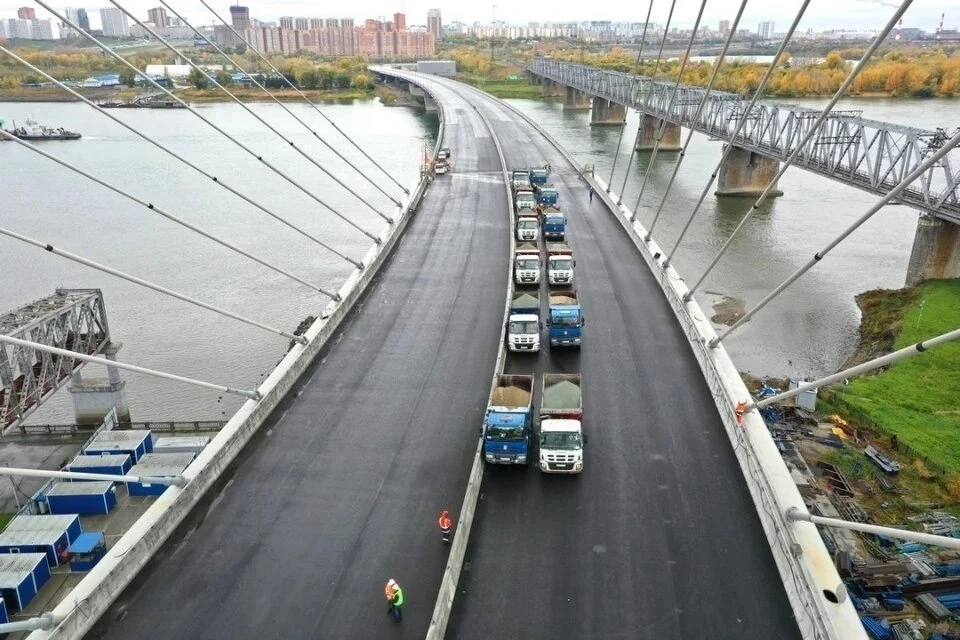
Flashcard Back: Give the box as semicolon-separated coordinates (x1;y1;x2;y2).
537;185;559;207
530;168;550;187
511;169;531;191
539;373;584;474
516;216;539;242
483;375;534;465
508;291;540;353
542;210;566;241
548;291;584;348
546;243;575;286
515;189;537;214
514;246;541;286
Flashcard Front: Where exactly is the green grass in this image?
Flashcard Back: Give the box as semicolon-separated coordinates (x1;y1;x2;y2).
458;76;542;99
0;514;11;531
837;279;960;472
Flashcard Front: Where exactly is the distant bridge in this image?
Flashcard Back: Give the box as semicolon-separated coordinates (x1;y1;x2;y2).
530;57;960;223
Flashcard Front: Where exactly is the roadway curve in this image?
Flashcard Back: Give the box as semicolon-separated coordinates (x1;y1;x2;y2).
91;81;509;639
427;78;804;638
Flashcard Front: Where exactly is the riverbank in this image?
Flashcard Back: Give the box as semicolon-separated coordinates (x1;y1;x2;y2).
0;86;375;104
822;279;960;472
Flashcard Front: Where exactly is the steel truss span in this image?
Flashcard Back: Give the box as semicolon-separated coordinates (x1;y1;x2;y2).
531;57;960;222
0;289;110;431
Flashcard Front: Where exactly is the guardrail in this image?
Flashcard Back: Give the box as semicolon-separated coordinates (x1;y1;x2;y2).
28;98;446;639
486;97;867;639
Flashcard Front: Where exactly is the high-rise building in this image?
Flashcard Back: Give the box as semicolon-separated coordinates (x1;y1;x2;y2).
59;7;80;37
30;19;54;39
0;18;31;38
294;17;309;30
279;16;294;29
230;5;250;31
757;21;775;39
17;7;36;20
719;20;729;36
324;18;338;28
393;12;406;32
147;7;167;28
341;18;354;28
77;8;89;30
100;7;130;37
427;8;441;41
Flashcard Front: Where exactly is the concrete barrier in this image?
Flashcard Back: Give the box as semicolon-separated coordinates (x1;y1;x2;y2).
377;69;515;640
29;95;448;640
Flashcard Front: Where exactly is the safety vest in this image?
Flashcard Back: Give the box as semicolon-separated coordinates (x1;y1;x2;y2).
439;514;452;530
393;586;404;607
385;582;397;600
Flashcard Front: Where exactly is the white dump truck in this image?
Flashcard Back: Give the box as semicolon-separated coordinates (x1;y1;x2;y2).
514;243;541;286
539;373;585;474
507;291;540;353
546;242;575;286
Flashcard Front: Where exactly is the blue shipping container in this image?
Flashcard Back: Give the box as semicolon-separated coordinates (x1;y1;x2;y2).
0;553;50;611
84;430;153;462
128;453;194;497
67;453;132;479
46;481;117;516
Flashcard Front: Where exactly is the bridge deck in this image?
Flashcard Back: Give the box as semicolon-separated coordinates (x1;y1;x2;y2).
429;78;803;638
89;81;509;639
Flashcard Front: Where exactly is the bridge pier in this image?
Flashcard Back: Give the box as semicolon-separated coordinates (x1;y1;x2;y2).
564;86;591;110
542;79;563;98
68;342;131;427
423;94;437;112
590;98;625;126
715;145;784;197
635;115;681;151
906;215;960;285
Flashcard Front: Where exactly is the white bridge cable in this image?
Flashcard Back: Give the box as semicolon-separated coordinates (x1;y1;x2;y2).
604;0;656;190
0;334;261;400
0;45;362;270
616;0;677;209
0;467;187;488
107;0;393;226
686;0;914;303
35;1;381;244
787;507;960;552
196;0;410;196
665;0;810;263
643;0;748;240
633;0;708;218
165;1;403;206
750;326;960;410
0;129;340;300
711;122;959;347
0;225;308;345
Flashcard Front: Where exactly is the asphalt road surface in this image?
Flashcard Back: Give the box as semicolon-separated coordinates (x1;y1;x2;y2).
92;79;510;640
436;79;804;639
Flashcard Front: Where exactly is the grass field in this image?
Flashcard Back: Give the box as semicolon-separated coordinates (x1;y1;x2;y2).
457;76;542;99
830;279;960;472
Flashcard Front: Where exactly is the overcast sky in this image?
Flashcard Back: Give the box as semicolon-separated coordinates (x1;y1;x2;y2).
0;1;955;33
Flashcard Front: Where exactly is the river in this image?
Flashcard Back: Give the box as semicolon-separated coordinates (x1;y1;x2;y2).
0;94;953;422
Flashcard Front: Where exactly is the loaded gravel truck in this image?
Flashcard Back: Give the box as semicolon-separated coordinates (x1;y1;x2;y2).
483;374;534;466
539;373;585;474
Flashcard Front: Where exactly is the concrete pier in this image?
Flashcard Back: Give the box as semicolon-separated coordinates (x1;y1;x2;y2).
542;79;563;98
635;115;681;151
564;86;591;110
68;342;131;427
590;98;626;126
715;145;784;197
906;214;960;285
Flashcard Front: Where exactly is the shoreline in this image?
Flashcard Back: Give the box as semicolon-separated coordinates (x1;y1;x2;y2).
0;87;377;104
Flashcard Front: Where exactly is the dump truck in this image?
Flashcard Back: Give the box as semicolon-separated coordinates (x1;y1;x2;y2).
516;215;540;242
515;188;537;214
511;169;532;192
547;290;584;348
530;167;550;187
546;242;575;286
542;209;566;241
507;291;540;353
483;374;535;465
514;243;541;286
539;373;584;474
536;185;559;207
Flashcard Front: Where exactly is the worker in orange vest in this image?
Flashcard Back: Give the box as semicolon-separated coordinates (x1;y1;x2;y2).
439;509;453;544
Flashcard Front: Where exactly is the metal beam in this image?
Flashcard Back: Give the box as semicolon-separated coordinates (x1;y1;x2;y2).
530;57;960;222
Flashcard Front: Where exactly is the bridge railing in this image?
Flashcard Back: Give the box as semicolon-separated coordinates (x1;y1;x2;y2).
531;57;960;222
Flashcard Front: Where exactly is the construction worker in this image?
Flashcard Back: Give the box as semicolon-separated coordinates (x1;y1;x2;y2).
385;578;404;622
439;509;453;544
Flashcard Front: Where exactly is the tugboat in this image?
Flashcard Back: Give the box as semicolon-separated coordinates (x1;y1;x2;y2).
0;118;82;141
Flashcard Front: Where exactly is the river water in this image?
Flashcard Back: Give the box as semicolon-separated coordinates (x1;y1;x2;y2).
0;94;954;422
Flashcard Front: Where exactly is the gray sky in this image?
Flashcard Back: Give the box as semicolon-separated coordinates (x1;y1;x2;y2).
0;1;955;33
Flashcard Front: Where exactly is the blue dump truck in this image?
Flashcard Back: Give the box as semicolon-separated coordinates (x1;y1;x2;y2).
542;207;566;241
483;374;534;465
536;185;559;207
530;167;550;187
547;290;584;348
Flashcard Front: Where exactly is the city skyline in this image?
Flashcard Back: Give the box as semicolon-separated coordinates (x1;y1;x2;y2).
0;1;957;36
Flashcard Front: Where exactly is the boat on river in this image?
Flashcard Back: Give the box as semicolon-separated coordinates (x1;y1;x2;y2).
0;118;82;141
